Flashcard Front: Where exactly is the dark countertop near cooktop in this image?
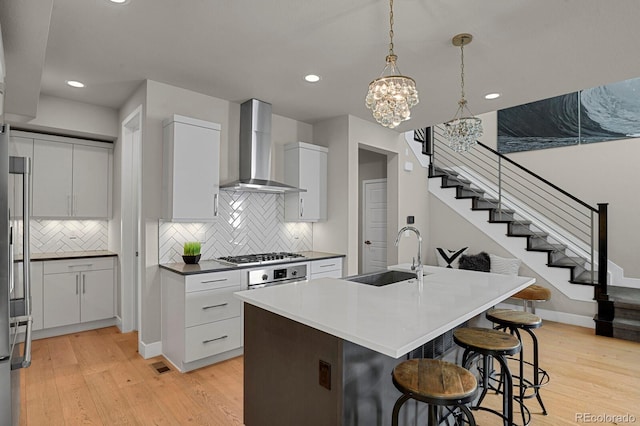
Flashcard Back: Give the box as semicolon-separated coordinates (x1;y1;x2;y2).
159;251;345;276
15;250;118;262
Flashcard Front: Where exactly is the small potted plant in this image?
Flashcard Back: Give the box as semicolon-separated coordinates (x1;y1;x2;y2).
182;241;201;264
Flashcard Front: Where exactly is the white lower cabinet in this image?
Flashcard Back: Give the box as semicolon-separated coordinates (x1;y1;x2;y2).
310;257;344;279
162;269;244;372
42;257;115;329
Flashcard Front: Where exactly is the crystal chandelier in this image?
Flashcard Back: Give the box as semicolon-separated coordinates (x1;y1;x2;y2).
444;33;483;152
365;0;419;129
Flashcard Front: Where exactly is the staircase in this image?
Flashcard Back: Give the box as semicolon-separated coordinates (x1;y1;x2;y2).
412;126;640;341
432;167;598;285
609;287;640;341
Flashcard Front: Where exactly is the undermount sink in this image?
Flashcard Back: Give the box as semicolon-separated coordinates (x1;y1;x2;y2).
346;270;417;287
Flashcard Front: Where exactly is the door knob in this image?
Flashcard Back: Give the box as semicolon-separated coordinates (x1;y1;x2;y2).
364;240;372;245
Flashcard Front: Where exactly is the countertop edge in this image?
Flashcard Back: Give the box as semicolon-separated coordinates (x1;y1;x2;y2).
160;251;345;275
17;251;118;262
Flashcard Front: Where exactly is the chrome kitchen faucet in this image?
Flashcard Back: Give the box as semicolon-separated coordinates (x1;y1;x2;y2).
394;226;423;286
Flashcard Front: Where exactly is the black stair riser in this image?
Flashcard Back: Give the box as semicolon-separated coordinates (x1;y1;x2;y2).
615;307;640;321
613;326;640;342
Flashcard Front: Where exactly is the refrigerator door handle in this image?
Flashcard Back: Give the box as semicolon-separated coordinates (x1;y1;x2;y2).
10;315;33;370
21;157;32;316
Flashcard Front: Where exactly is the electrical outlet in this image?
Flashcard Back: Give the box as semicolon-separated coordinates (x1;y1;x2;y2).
319;360;331;390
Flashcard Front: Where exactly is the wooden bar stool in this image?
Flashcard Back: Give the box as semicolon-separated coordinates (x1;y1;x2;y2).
453;327;522;426
391;358;478;426
486;308;549;419
511;284;551;314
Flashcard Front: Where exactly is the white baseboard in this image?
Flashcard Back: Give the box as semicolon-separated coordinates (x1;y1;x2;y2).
138;340;162;359
497;302;595;329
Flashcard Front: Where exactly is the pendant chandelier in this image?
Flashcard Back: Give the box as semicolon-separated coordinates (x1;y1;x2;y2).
444;33;483;152
365;0;419;129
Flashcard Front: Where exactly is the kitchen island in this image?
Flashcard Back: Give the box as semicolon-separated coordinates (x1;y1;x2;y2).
235;265;535;426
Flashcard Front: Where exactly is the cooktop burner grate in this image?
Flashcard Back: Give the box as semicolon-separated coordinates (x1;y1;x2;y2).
217;252;305;266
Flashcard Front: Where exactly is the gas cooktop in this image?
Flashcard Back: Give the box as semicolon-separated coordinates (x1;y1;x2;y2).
217;252;306;266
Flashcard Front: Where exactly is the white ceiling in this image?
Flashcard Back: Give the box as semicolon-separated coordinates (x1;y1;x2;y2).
2;0;640;132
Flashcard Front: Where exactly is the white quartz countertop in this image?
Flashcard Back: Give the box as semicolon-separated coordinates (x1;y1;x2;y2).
235;265;535;358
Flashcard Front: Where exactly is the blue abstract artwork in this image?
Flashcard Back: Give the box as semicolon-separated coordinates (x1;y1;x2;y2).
497;77;640;153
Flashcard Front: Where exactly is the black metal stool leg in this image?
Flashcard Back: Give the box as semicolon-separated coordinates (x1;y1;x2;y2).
458;404;477;426
391;393;411;426
524;328;548;415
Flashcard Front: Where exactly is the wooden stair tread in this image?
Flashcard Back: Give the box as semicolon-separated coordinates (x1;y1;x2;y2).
487;308;542;327
453;327;521;353
392;359;477;400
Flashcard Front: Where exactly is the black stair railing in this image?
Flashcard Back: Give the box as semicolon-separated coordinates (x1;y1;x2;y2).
415;126;609;303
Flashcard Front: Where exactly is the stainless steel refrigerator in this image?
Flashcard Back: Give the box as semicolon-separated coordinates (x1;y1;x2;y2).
1;123;34;425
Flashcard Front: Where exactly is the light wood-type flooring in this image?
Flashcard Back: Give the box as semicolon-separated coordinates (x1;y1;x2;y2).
20;321;640;425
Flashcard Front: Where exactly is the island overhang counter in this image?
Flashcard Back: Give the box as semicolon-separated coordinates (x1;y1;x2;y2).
235;265;535;425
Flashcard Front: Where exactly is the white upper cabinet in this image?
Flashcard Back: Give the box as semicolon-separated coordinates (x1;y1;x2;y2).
72;144;110;218
162;115;221;221
284;142;328;222
21;132;112;219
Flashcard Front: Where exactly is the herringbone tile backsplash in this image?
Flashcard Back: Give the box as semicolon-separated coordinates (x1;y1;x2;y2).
14;220;108;254
159;191;313;263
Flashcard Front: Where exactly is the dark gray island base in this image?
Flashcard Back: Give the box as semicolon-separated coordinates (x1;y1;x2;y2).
244;304;429;426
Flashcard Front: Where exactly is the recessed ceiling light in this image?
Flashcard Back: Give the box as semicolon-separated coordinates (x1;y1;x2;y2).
484;93;501;100
304;74;321;83
66;80;85;88
109;0;129;3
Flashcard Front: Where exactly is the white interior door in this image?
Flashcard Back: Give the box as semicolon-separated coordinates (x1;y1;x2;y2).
362;179;387;273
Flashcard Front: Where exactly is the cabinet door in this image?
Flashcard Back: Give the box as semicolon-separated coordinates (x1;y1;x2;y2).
8;136;34;219
165;121;220;221
80;269;115;323
284;144;327;222
298;148;323;221
32;140;73;217
73;144;110;218
43;272;80;328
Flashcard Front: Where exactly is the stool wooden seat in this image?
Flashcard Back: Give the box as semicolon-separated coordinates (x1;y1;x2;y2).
486;308;549;419
454;327;522;426
486;308;542;329
391;359;477;426
511;284;551;313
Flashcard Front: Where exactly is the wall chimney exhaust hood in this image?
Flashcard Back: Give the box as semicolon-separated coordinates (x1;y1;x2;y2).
220;99;305;193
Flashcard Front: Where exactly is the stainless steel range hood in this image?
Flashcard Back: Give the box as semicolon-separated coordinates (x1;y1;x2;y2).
220;99;305;193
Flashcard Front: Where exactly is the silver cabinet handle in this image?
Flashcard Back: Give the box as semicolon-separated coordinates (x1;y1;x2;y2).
202;303;228;310
320;264;335;268
69;263;93;269
202;335;228;344
75;275;79;295
300;198;304;217
201;278;227;284
214;193;219;217
82;274;86;294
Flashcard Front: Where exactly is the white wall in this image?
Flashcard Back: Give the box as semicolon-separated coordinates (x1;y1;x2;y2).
313;115;430;276
12;94;119;140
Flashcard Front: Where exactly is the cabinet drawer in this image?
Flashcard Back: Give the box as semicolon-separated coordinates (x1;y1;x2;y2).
184;317;242;362
185;286;241;327
44;257;114;274
185;270;242;292
310;258;342;274
311;270;343;280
